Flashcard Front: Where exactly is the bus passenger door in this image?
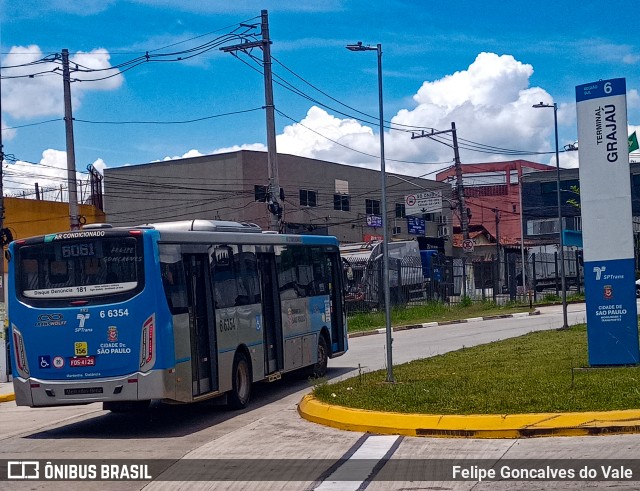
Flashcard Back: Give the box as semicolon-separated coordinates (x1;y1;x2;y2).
329;251;346;354
184;253;218;396
257;253;283;374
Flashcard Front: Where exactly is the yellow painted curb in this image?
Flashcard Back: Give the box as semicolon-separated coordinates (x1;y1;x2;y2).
0;393;15;403
298;394;640;439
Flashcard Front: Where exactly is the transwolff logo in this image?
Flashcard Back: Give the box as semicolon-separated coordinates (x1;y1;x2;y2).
593;266;606;281
77;313;90;328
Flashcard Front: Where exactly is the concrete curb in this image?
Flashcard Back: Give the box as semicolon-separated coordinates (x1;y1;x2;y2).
298;394;640;439
348;309;539;338
0;393;15;403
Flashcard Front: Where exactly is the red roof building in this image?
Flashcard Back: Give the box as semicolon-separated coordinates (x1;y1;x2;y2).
436;160;556;249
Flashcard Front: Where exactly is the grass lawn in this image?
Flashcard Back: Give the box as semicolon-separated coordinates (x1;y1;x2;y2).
347;300;536;333
314;324;640;414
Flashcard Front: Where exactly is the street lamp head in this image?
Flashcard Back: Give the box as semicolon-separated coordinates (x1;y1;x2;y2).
346;41;377;52
533;101;558;112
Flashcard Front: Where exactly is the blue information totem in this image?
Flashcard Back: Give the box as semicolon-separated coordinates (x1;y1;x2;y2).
576;78;639;365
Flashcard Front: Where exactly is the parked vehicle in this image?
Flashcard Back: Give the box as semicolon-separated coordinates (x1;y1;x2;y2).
340;240;438;307
530;250;581;292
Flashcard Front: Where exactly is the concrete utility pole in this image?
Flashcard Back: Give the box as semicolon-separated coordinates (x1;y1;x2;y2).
494;207;501;300
0;62;5;303
411;122;469;296
260;10;281;232
221;11;281;231
450;123;468;242
62;49;80;230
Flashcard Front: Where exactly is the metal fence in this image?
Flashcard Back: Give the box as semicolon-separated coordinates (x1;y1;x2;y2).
343;253;454;314
343;249;585;315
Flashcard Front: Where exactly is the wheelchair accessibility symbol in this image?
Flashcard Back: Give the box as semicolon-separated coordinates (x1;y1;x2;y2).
38;355;51;369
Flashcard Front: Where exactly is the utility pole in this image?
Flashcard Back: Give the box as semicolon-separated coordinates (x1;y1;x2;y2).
0;62;5;304
411;122;469;296
221;11;281;231
62;49;80;230
494;208;501;301
450;123;468;241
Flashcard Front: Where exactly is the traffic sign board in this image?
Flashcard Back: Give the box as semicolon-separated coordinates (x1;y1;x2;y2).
404;191;442;216
462;238;474;253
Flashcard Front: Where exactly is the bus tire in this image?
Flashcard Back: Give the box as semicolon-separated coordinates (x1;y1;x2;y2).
103;400;150;413
228;351;252;410
308;334;328;378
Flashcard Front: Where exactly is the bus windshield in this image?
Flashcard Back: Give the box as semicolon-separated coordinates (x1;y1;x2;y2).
17;235;144;302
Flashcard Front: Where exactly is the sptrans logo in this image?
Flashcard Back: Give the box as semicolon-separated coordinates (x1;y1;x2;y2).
593;266;606;280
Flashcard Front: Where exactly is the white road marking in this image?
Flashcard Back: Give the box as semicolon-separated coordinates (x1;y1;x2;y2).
314;434;400;491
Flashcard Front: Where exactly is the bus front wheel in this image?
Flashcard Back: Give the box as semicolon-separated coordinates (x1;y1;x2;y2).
228;351;252;410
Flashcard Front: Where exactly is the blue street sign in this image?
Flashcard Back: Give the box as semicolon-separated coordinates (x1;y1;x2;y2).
407;216;425;235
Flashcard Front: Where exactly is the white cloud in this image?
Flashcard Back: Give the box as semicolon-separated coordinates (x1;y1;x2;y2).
1;45;123;120
1;120;16;141
161;149;205;161
4;149;102;201
243;52;561;176
212;143;267;154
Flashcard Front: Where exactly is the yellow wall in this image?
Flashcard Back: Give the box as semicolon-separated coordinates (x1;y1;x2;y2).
2;197;106;271
4;197;106;240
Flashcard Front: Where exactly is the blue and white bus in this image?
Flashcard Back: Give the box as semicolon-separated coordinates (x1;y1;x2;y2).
8;220;348;411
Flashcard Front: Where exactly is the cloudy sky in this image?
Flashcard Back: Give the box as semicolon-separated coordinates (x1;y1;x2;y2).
1;0;639;197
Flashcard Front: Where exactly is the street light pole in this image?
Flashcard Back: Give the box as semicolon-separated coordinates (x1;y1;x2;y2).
347;42;394;383
533;102;568;329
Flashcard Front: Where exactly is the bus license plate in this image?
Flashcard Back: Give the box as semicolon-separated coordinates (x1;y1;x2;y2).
69;356;96;367
64;387;103;395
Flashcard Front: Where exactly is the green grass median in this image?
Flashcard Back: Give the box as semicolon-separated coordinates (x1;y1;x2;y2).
347;299;535;333
315;324;640;415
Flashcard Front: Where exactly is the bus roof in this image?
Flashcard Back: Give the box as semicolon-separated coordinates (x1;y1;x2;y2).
9;220;340;248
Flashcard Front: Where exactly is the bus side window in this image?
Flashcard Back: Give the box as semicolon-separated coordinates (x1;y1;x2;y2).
211;245;238;309
161;262;188;314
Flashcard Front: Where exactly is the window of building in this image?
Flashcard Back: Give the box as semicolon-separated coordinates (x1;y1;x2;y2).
254;185;267;202
395;203;405;218
334;194;350;211
527;218;562;235
365;199;380;216
300;189;317;207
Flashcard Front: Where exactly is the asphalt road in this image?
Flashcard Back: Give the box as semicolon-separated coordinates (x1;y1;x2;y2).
2;302;640;490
